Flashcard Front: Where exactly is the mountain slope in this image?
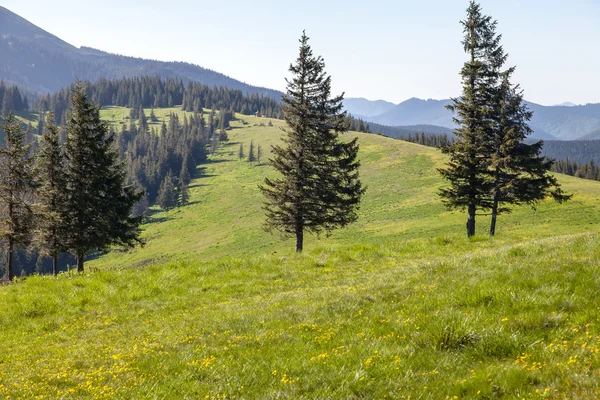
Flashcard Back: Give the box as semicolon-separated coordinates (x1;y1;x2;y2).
368;97;454;127
94;108;600;266
355;96;600;140
524;101;600;140
343;97;396;118
579;126;600;140
0;6;282;98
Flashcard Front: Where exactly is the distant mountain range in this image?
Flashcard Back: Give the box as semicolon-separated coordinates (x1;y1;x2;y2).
344;98;600;141
2;5;600;142
0;6;281;99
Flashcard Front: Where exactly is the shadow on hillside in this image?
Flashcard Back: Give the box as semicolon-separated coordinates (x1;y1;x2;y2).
147;216;169;224
204;158;229;164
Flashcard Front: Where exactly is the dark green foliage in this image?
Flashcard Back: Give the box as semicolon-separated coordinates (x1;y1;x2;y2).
157;171;177;210
552;158;600;181
400;132;453;148
261;32;365;252
35;77;283;124
439;1;507;237
0;113;35;280
440;2;570;237
179;153;192;186
138;105;148;133
150;107;158;123
238;143;244;161
542;140;600;166
34;112;65;275
257;144;262;164
122;112;207;204
488;72;570;235
62;82;142;273
0;85;28;116
179;182;189;206
218;129;229;142
248;141;256;163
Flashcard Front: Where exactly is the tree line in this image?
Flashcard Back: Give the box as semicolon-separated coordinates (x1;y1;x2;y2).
33;77;283;125
540;139;600;165
551;159;600;182
119;109;212;212
0;82;142;280
0;81;30;117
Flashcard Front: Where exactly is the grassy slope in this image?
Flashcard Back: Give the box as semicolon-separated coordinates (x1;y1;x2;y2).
95;110;600;268
1;109;600;398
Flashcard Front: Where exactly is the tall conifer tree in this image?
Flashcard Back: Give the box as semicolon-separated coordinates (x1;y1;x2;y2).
488;71;570;235
261;32;365;252
439;1;504;237
157;171;176;210
35;112;65;275
257;144;263;164
248;141;256;163
63;83;142;273
0;113;35;280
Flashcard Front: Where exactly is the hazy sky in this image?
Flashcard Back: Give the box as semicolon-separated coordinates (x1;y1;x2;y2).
3;0;599;105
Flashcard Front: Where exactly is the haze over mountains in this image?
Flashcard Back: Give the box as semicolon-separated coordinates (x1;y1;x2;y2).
1;5;600;142
344;97;600;141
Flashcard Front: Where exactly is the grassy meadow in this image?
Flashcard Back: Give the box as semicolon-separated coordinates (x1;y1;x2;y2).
1;108;600;398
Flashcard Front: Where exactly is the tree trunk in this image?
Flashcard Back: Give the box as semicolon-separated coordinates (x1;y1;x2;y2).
295;228;304;253
6;237;14;281
490;207;498;236
52;254;58;276
77;253;84;273
490;192;499;237
467;203;476;237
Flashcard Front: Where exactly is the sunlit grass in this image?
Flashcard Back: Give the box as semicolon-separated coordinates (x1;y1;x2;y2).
2;107;600;398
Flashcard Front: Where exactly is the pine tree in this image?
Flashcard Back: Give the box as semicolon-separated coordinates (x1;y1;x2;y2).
150;107;158;122
179;182;189;205
238;143;244;161
257;144;263;164
260;31;365;252
0;113;35;280
63;82;143;273
35;112;65;276
218;129;229;142
157;171;176;210
180;153;192;186
248;140;256;162
1;88;15;116
488;71;570;235
438;1;503;237
139;105;149;133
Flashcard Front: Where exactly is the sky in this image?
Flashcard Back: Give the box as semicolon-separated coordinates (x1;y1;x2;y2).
2;0;599;106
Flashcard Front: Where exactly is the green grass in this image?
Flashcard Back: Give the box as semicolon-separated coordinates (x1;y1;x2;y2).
2;108;600;398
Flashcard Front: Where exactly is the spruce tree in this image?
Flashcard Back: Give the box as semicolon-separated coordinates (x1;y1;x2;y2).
0;113;35;280
138;106;148;133
157;171;176;210
438;1;504;237
179;182;189;205
35;112;65;275
488;71;570;235
180;153;192;186
248;141;256;163
260;32;365;252
257;144;263;164
238;143;244;161
63;83;143;273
